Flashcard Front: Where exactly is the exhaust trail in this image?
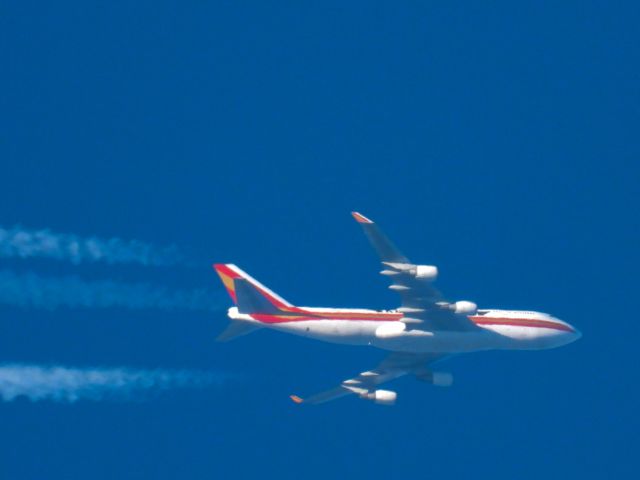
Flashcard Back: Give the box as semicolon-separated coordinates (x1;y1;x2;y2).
0;270;221;312
0;364;228;402
0;225;192;267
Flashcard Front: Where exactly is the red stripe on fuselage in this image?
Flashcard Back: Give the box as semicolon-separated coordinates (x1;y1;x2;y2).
250;310;403;324
470;316;574;332
249;311;572;331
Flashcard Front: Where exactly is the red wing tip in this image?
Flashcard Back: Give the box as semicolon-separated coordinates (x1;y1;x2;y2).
351;212;374;224
289;395;304;404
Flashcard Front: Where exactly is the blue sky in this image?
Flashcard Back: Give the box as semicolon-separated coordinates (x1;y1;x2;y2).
1;1;638;479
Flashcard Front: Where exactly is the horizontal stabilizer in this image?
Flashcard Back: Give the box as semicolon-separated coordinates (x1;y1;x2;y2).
216;320;261;342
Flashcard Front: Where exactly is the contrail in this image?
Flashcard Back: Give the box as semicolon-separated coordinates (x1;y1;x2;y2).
0;270;221;312
0;225;193;267
0;364;228;402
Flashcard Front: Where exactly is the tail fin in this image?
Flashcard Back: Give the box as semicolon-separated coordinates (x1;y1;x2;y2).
213;264;293;312
213;264;292;341
233;278;280;314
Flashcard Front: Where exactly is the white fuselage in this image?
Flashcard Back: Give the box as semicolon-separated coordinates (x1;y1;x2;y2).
229;307;581;354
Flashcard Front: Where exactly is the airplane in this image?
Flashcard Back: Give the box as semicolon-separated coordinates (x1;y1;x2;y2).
213;212;581;405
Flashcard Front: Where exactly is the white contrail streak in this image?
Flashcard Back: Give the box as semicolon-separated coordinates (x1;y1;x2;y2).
0;270;221;312
0;364;227;402
0;225;192;267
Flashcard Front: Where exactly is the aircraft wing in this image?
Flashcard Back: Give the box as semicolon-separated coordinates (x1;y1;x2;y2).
351;212;478;331
290;352;447;405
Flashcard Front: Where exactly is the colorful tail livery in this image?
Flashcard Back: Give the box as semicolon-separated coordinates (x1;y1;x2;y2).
213;263;293;312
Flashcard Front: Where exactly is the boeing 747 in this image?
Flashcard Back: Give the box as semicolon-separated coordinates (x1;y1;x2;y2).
214;212;581;405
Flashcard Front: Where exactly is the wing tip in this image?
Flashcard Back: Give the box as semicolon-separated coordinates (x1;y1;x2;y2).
351;211;374;224
289;395;304;404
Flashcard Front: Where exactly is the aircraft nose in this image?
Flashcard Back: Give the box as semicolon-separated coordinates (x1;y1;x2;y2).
550;317;581;346
562;321;581;345
570;326;582;342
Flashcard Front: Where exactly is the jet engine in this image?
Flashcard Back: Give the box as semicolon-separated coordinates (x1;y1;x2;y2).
436;300;478;315
452;301;477;315
360;389;397;406
411;265;438;280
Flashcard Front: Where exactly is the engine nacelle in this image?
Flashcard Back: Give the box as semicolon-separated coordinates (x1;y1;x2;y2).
411;265;438;280
453;300;477;315
431;372;454;387
361;389;397;406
